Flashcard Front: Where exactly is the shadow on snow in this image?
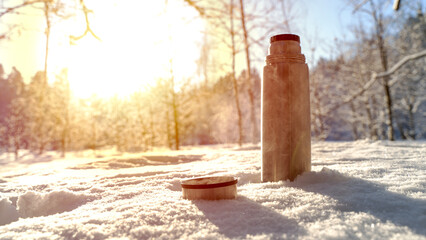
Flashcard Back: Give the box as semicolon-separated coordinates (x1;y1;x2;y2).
193;196;306;239
286;168;426;236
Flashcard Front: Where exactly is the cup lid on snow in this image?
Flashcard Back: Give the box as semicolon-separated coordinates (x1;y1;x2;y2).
181;176;237;189
181;176;238;200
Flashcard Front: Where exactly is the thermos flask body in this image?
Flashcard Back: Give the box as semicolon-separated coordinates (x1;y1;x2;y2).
262;34;311;182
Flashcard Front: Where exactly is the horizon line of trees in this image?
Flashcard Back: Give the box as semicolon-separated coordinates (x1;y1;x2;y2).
0;64;262;160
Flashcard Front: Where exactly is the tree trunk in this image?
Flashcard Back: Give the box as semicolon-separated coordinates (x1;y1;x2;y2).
44;2;50;85
166;109;173;149
34;2;51;156
91;116;97;155
61;97;69;158
169;52;179;150
165;0;180;150
230;0;243;146
396;119;407;140
365;97;379;140
349;102;360;140
312;83;326;140
370;0;394;140
61;129;66;157
407;101;416;139
172;82;180;150
382;77;394;140
14;140;19;161
239;0;258;144
149;104;155;150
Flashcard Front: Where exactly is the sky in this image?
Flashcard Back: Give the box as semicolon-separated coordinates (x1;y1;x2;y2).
297;0;354;62
0;0;205;98
0;0;420;98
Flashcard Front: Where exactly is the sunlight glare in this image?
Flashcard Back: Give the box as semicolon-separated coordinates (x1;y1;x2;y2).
65;1;204;98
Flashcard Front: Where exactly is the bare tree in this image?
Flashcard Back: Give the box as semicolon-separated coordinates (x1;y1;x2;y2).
393;7;426;139
165;0;181;150
349;0;396;140
1;0;99;154
2;67;27;160
1;0;99;81
231;0;244;146
182;0;246;145
238;0;257;143
51;69;70;157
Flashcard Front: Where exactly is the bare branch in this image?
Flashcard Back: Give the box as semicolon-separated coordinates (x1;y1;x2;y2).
324;49;426;115
69;0;100;43
183;0;205;16
393;0;400;11
0;0;43;18
351;0;370;13
385;49;426;85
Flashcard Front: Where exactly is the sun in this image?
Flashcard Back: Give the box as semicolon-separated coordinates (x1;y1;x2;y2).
57;1;204;98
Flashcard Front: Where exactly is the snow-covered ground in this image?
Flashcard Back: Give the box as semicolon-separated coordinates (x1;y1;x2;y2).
0;141;425;239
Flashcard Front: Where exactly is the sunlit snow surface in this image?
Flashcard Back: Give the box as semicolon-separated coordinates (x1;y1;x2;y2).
0;141;425;239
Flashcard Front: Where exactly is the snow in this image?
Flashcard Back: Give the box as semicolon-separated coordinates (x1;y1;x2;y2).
17;191;93;218
0;141;425;239
0;199;18;226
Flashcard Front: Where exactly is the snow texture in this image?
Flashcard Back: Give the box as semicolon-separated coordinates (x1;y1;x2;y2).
0;141;425;239
17;191;93;218
0;199;18;226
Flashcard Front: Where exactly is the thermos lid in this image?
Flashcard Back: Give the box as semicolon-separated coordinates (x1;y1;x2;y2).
181;176;238;200
181;176;237;189
270;34;300;43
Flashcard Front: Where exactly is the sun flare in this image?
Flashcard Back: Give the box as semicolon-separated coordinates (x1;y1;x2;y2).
59;1;204;98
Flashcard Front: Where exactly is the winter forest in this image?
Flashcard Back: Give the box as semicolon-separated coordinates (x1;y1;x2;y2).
0;0;425;160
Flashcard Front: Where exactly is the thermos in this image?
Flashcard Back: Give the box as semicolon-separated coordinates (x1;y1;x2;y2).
262;34;311;182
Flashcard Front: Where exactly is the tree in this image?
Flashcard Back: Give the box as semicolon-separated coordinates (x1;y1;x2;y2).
26;71;54;154
393;7;426;139
348;0;396;140
238;0;256;143
185;0;299;144
1;0;99;90
342;26;382;140
1;67;28;160
308;2;426;140
51;69;70;156
230;0;244;146
209;73;244;143
1;0;100;154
